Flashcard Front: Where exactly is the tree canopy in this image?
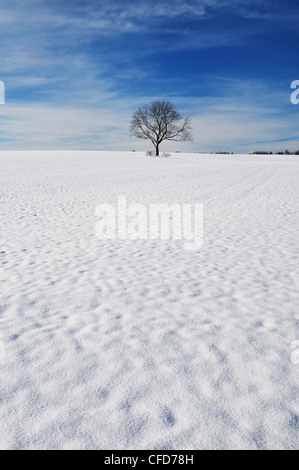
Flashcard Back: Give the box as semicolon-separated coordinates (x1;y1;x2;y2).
130;100;193;156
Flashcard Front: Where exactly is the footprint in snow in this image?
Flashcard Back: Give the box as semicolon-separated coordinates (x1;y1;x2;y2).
161;406;175;427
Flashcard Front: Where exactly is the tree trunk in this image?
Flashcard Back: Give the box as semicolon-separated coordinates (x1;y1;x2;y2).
155;143;159;156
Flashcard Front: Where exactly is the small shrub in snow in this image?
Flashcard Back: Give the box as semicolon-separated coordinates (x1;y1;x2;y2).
145;150;155;156
162;152;171;158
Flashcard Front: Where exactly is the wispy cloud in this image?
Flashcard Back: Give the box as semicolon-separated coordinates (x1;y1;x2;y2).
1;79;298;153
0;0;298;151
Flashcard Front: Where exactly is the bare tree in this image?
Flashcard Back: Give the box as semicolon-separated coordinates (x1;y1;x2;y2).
130;100;193;156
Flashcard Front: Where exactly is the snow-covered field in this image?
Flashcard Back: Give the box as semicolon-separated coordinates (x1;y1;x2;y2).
0;150;298;450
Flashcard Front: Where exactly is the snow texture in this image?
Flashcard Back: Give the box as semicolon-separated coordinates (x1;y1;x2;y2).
0;151;298;449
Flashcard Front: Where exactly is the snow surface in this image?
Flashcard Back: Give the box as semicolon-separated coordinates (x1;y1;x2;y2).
0;150;298;450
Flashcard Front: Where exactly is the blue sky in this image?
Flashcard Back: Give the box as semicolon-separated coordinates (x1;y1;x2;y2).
0;0;299;152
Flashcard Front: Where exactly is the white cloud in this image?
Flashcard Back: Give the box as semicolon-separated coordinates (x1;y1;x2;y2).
1;84;298;153
0;1;297;152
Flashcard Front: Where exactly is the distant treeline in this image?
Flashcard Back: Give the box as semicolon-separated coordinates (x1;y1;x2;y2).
210;150;299;155
251;150;299;155
215;151;233;154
